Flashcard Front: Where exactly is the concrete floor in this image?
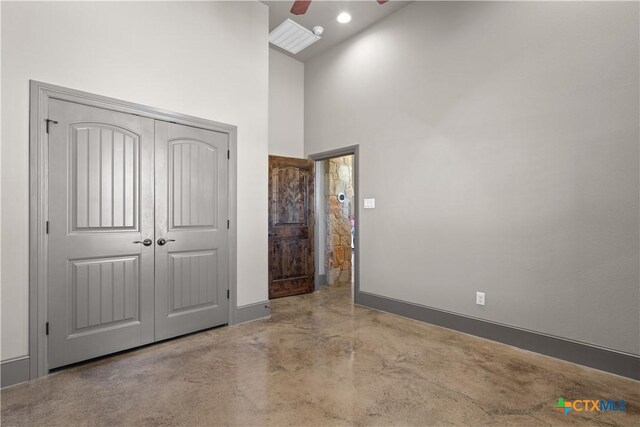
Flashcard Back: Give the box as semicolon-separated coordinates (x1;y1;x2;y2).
2;283;639;426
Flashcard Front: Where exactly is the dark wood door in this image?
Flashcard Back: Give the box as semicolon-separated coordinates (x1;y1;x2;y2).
268;155;315;299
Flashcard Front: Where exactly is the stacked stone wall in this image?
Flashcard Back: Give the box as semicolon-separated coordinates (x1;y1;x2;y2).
325;156;354;285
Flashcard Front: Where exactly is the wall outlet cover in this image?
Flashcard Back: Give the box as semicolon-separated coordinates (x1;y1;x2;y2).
364;198;375;209
476;292;486;306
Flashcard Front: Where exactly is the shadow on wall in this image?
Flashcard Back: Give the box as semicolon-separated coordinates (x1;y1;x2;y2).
324;155;354;285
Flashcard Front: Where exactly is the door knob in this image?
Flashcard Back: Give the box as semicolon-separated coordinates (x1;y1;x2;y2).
157;238;175;246
133;239;153;246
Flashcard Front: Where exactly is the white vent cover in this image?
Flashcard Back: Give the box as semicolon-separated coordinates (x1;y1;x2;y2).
269;19;321;54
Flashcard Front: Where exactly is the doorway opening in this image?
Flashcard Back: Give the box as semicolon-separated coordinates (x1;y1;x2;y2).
266;146;359;303
310;146;359;302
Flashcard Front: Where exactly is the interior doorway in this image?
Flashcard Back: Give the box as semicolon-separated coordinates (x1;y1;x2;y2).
266;146;359;303
310;146;359;302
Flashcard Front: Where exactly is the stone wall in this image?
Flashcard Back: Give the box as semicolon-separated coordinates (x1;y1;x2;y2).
325;155;354;285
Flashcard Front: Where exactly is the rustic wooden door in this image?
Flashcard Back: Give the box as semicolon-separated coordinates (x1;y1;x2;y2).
268;156;315;299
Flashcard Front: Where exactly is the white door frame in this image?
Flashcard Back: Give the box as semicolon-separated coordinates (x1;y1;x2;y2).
29;80;239;379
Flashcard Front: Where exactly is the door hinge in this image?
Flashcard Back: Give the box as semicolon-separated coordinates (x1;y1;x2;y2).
45;119;58;134
227;289;230;299
45;322;49;335
227;219;230;229
45;220;49;234
227;150;230;160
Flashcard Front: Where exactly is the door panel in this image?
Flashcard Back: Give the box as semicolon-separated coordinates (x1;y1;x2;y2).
48;99;155;369
169;141;218;228
268;156;315;299
71;124;139;230
272;166;308;225
169;251;218;311
272;239;310;280
70;256;139;332
154;121;229;340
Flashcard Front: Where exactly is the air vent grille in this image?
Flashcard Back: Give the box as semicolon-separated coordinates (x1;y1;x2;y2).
269;19;321;54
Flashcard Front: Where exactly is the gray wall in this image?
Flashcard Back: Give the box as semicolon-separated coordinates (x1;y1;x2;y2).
304;1;639;355
269;48;305;157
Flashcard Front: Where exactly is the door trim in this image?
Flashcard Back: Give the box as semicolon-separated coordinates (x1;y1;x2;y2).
29;80;238;379
308;146;360;302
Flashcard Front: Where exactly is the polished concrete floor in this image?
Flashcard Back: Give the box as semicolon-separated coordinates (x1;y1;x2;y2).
2;283;639;426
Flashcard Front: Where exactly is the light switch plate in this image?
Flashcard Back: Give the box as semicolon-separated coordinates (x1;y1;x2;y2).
364;198;375;209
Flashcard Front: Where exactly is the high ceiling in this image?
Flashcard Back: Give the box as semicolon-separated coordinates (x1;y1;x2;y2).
263;1;411;62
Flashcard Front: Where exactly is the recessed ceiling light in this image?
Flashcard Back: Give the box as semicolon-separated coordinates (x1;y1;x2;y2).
337;12;351;24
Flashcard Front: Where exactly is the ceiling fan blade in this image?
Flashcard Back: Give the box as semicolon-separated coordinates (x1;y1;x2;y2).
290;0;312;15
377;0;389;4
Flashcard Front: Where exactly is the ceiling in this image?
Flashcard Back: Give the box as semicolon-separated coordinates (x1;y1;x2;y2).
263;1;411;62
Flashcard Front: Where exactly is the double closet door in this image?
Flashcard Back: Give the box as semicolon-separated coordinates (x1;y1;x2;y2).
47;99;229;369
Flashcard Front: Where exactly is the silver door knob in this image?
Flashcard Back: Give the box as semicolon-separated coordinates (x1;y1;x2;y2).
157;238;175;246
133;239;153;246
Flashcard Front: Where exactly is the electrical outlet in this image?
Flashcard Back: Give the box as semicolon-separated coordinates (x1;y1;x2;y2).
364;198;376;209
476;292;486;306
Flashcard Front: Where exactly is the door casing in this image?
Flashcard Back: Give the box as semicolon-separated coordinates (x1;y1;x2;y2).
29;80;239;379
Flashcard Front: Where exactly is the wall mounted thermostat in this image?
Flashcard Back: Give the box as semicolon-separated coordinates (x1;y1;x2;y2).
364;198;375;209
